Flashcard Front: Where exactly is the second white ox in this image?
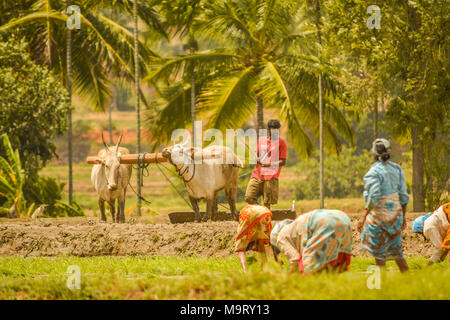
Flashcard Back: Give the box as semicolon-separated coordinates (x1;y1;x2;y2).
91;133;132;223
162;143;243;222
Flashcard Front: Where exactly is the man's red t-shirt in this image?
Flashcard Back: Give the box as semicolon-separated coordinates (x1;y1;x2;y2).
251;136;287;180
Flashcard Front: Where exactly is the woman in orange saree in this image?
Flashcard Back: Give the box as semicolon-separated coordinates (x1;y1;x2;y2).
235;204;272;271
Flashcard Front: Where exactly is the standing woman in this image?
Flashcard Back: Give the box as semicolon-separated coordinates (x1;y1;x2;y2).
235;204;273;272
358;138;410;272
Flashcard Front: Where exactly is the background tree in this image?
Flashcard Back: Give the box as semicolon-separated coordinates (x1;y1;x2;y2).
325;0;449;211
0;40;71;180
146;0;354;159
1;0;167;204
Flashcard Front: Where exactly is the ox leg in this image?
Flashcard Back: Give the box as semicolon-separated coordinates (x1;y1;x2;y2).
99;199;106;222
212;192;218;221
109;200;116;223
189;196;201;222
206;197;215;222
225;187;238;221
119;196;125;223
119;189;127;223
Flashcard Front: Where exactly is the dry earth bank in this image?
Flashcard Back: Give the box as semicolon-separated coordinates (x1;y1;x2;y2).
0;213;434;258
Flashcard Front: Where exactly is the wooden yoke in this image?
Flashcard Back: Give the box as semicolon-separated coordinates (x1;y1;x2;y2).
86;153;168;164
86;149;235;165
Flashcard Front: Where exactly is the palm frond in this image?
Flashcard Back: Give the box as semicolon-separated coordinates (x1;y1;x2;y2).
259;62;314;157
196;2;259;48
145;51;240;84
197;66;257;131
145;83;194;149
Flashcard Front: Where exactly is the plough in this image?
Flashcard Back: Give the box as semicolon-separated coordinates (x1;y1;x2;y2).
86;152;297;223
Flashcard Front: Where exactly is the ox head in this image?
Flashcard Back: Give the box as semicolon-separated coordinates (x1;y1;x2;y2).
162;140;193;165
95;132;123;191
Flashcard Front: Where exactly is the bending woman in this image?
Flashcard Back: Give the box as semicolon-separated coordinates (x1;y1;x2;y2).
358;138;410;272
412;203;450;264
271;209;352;275
235;204;273;271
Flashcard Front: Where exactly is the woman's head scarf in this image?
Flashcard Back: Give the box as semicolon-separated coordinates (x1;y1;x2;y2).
372;138;391;156
270;219;294;252
412;213;432;233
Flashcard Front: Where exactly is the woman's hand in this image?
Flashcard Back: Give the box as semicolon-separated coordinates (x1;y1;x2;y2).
401;204;407;231
357;218;365;233
358;209;370;233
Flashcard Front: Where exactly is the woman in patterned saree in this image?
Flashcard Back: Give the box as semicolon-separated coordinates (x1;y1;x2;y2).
271;210;352;275
358;138;410;272
235;204;273;272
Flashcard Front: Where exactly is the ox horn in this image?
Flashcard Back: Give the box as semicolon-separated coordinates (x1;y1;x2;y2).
101;132;109;149
115;132;123;153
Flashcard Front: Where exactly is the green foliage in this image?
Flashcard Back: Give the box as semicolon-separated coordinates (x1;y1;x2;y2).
423;136;450;210
146;0;354;158
0;1;166;111
293;147;370;200
0;256;448;299
54;200;85;217
0;39;70;179
23;176;65;216
22;175;84;217
0;134;26;217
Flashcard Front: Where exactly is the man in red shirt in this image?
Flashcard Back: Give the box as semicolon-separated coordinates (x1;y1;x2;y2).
244;119;287;209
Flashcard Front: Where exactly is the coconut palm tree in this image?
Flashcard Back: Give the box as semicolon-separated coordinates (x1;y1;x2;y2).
0;0;167;203
146;0;354;158
0;0;165;110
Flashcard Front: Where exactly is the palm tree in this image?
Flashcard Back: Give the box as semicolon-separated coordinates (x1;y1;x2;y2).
146;0;354;158
66;1;73;204
1;0;167;203
133;0;142;216
155;0;204;145
307;0;325;208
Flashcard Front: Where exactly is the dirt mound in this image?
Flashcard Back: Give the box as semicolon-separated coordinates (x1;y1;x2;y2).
0;214;435;258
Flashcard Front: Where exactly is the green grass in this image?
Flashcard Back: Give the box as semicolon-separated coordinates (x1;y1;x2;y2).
0;256;448;299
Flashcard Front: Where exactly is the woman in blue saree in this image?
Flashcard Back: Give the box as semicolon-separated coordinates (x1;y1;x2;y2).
358;138;410;272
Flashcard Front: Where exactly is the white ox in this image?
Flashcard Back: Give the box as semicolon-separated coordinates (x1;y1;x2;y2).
91;133;132;223
162;143;243;222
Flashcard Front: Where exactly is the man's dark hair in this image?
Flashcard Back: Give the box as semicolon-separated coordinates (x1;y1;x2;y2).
267;119;281;129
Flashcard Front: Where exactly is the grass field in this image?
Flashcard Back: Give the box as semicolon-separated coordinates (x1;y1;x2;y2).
0;256;448;300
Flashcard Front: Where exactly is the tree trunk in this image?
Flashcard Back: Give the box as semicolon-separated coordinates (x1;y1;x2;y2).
315;0;324;209
191;76;197;147
373;92;378;140
46;0;52;69
109;90;115;145
66;7;73;206
256;93;264;135
134;0;141;216
412;126;425;212
188;41;197;147
318;73;324;209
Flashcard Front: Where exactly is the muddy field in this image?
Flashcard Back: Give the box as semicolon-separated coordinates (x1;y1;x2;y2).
0;213;434;258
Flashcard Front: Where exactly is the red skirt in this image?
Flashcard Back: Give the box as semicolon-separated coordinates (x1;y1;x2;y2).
298;252;351;275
